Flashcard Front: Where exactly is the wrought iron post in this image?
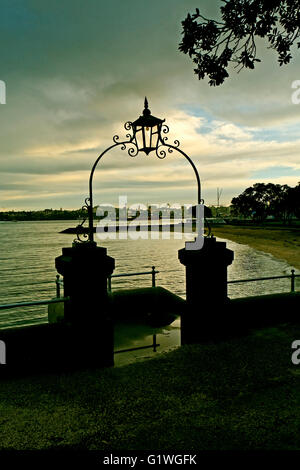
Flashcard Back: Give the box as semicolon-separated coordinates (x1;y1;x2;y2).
153;334;157;352
74;98;204;245
56;274;60;298
152;266;156;287
291;269;295;293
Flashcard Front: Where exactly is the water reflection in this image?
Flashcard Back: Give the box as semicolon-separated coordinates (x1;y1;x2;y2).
113;318;181;367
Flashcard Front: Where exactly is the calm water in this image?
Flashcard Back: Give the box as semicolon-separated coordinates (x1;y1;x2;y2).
0;220;298;365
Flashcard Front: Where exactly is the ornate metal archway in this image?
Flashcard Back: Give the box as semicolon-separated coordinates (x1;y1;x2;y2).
75;98;204;244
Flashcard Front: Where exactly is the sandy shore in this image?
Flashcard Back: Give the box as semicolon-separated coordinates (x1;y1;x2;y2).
211;225;300;269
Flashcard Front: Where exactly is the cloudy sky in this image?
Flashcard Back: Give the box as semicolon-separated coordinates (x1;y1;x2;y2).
0;0;299;210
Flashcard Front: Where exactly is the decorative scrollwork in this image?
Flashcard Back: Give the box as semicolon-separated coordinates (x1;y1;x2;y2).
117;140;139;157
155;145;167;159
113;122;135;152
124;121;132;131
127;143;138;157
161;124;170;135
155;136;180;158
113;134;121;144
73;197;90;244
159;125;180;150
124;122;134;142
199;198;212;238
83;197;91;210
112;135;138;157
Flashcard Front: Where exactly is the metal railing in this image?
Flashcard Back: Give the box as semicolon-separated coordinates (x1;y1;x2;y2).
55;267;299;295
55;269;160;354
56;274;63;298
0;276;66;311
0;267;298;355
0;266;159;310
107;266;159;292
0;269;160;354
54;267;159;297
0;297;69;311
227;269;299;293
1;268;298;310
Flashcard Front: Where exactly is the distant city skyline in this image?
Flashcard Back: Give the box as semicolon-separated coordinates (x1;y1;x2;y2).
0;0;299;211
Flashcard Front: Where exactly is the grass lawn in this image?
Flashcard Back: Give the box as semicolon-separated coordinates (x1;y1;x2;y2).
1;321;300;450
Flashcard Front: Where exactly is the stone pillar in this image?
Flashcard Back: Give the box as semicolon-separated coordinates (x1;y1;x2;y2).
55;243;115;367
178;237;234;343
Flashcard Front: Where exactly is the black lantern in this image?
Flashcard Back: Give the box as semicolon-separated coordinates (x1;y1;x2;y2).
131;98;165;155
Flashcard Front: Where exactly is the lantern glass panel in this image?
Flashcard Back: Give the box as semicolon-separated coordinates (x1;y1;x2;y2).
135;126;144;151
144;126;152;149
150;125;158;149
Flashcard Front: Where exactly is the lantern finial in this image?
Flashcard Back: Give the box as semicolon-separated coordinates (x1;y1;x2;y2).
143;97;151;116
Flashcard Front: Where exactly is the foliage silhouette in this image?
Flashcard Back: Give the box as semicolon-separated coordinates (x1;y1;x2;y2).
231;182;300;222
179;0;300;85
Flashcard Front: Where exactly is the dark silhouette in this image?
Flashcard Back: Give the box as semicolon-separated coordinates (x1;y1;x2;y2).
231;182;300;222
179;0;300;85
